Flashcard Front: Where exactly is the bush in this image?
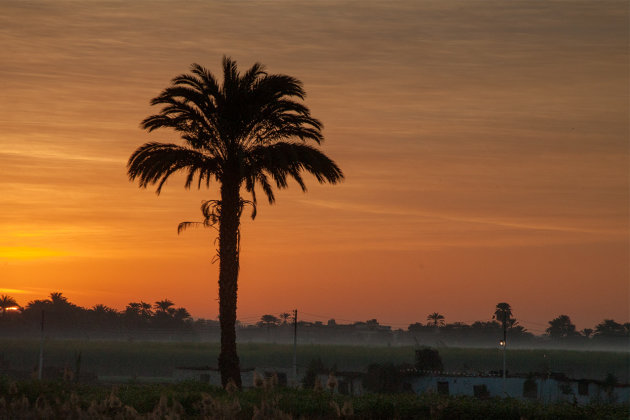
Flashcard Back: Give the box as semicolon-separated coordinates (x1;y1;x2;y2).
415;346;443;372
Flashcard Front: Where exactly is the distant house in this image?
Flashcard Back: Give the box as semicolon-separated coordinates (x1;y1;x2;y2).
408;372;630;404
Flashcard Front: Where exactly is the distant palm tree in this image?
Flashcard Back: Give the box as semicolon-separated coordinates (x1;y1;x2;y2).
91;304;117;315
279;312;291;325
154;299;175;313
0;295;18;317
139;301;153;319
173;307;191;321
426;312;445;327
260;314;279;327
49;292;69;306
127;57;343;386
493;302;516;345
125;302;142;317
546;314;578;339
493;302;514;327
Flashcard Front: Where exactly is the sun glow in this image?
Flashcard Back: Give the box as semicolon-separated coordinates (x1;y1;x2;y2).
0;246;69;260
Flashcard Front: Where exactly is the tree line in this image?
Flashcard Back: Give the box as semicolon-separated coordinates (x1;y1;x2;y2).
2;295;626;347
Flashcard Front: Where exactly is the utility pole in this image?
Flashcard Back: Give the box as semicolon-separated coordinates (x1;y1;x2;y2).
38;310;45;380
500;310;507;395
292;309;298;387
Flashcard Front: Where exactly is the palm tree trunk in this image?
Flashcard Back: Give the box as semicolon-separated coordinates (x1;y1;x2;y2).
218;178;242;388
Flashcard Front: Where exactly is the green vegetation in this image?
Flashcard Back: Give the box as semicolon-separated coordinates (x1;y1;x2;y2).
0;340;626;382
0;379;627;419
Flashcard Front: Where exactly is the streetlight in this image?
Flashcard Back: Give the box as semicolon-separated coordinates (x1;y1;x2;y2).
499;339;506;395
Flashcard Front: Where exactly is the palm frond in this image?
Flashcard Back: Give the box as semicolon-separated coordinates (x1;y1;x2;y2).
127;142;222;195
245;142;343;189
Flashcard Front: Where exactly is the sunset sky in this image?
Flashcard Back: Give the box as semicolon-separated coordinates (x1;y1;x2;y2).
1;0;627;332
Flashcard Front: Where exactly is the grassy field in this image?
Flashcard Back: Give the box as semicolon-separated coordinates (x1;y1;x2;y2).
0;379;627;419
0;339;627;382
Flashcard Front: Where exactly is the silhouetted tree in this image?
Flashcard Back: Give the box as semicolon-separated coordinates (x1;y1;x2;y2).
49;292;69;306
365;319;380;328
581;328;593;338
173;307;191;322
493;302;517;328
259;314;279;328
279;312;291;325
127;57;343;386
427;312;445;327
594;319;626;338
0;295;18;317
493;302;516;346
546;315;578;339
139;301;153;320
415;347;443;371
89;304;120;330
154;299;175;314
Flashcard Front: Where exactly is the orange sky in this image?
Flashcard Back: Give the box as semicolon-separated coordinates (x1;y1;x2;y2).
1;0;628;331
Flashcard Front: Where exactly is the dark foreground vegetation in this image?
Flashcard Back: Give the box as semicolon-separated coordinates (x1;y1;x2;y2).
0;379;627;420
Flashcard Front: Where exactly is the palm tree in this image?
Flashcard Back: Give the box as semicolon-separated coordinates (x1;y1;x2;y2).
426;312;445;327
154;299;175;314
173;307;191;322
139;301;153;320
0;295;18;317
493;302;516;346
49;292;68;305
493;302;516;327
546;314;578;339
127;57;343;386
279;312;291;325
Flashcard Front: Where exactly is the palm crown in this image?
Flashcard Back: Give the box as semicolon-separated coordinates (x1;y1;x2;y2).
128;57;343;207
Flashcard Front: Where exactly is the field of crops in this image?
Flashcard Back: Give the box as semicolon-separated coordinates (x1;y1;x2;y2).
0;379;627;419
0;339;627;383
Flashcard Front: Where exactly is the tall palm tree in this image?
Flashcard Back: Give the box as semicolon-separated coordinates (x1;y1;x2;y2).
493;302;516;346
426;312;445;327
0;295;18;317
493;302;515;328
127;57;343;387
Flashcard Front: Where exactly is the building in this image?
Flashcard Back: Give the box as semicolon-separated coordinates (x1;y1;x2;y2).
409;372;630;404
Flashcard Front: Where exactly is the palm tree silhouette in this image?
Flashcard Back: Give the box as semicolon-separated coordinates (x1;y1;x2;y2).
493;302;515;328
0;295;18;317
154;299;175;314
426;312;445;327
279;312;291;325
49;292;69;306
127;57;343;386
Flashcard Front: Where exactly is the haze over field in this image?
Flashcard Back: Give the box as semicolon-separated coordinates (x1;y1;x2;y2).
1;1;628;330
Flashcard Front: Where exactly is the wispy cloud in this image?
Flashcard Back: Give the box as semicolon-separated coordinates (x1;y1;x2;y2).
303;199;625;236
